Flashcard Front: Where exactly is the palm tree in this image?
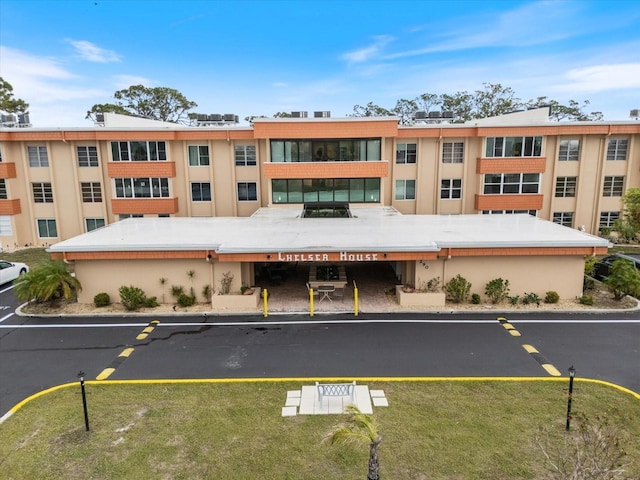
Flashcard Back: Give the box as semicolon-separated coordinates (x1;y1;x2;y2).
325;404;382;480
14;260;82;304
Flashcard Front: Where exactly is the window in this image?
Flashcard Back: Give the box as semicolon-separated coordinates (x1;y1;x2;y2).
237;182;257;201
396;143;417;164
85;218;105;232
28;146;49;167
441;179;462;199
188;145;209;166
442;142;464;163
270;139;381;162
272;178;380;204
553;212;574;227
114;178;170;198
0;179;6;199
81;182;102;202
191;182;211;201
118;214;144;221
558;139;580;161
483;173;540;194
235;145;257;166
555;176;577;197
77;146;99;167
485;136;542;157
32;182;53;203
395;180;416;200
0;216;12;235
37;219;57;238
111;141;167;161
606;139;628;161
599;211;620;228
603;176;624;197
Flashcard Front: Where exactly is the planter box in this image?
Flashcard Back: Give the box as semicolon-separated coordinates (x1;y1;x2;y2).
213;287;261;310
395;285;446;307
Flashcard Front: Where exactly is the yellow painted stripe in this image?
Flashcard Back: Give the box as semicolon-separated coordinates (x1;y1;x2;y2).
508;330;521;337
542;364;562;377
497;317;506;321
119;347;135;358
150;320;160;325
136;332;148;340
522;344;538;354
96;368;115;380
3;377;638;423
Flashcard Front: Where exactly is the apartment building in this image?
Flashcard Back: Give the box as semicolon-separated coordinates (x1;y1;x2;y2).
0;108;638;249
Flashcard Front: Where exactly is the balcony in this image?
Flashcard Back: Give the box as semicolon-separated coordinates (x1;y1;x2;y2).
0;163;17;179
107;162;176;178
476;157;546;174
111;197;178;215
474;194;543;211
0;199;21;215
263;161;389;179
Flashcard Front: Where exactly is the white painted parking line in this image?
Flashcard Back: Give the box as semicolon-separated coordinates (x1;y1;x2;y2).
0;312;14;324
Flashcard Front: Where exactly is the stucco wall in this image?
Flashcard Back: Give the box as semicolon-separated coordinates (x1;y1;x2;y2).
414;255;585;300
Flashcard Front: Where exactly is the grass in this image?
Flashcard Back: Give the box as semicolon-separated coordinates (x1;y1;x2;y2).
1;247;51;269
1;380;638;479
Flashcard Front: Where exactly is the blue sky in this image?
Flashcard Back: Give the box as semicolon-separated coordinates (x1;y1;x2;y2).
1;0;639;127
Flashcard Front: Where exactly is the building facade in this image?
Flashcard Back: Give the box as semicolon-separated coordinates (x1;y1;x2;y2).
0;109;639;248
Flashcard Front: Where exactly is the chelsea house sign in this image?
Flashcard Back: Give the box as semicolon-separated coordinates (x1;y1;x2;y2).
277;252;379;262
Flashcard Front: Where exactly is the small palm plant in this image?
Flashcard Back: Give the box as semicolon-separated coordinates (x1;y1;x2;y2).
325;404;382;480
14;260;82;304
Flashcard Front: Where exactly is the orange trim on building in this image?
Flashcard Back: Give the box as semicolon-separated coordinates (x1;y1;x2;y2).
253;119;399;139
107;161;176;178
0;199;21;215
0;162;17;179
263;161;389;179
476;157;546;174
111;197;179;214
474;194;544;210
62;250;209;261
444;246;608;257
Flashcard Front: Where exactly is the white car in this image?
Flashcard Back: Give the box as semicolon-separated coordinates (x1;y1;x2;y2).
0;260;29;284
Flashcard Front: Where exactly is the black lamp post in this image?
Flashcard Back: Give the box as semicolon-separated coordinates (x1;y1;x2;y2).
78;371;90;432
565;365;576;431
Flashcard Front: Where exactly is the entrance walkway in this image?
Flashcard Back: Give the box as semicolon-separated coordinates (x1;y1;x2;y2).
259;263;399;313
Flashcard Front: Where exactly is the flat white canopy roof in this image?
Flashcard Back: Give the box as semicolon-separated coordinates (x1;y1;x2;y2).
48;208;609;254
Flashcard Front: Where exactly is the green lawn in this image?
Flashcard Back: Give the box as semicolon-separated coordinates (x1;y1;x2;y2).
1;247;51;269
1;380;638;479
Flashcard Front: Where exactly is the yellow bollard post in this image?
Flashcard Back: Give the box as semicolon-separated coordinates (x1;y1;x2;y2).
309;287;314;316
353;280;358;316
263;288;268;317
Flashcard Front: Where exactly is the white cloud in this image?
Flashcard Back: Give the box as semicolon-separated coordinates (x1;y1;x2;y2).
341;35;394;63
66;39;121;63
555;63;640;93
112;75;154;89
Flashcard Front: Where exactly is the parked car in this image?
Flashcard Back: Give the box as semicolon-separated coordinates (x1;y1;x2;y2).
0;260;29;285
593;253;640;281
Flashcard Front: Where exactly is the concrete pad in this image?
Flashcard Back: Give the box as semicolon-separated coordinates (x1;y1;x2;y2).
369;389;385;398
372;397;389;407
286;390;301;399
281;406;297;416
285;397;301;407
298;384;373;415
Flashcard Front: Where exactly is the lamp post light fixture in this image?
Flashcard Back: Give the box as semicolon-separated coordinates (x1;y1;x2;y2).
78;371;90;432
565;365;576;431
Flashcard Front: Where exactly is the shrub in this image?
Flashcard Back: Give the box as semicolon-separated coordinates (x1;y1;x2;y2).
219;271;234;295
583;275;595;292
485;278;510;304
426;277;441;292
445;274;471;303
177;293;196;307
544;291;560;304
202;284;212;302
507;295;520;305
171;285;184;298
93;292;111;308
522;292;541;306
604;258;640;300
471;293;481;304
144;296;159;308
579;295;595;306
119;285;147;311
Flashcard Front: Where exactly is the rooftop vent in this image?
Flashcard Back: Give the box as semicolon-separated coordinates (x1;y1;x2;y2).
314;111;331;118
631;109;640;119
414;111;427;120
441;111;454;119
193;113;238;126
428;111;442;119
291;111;308;118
